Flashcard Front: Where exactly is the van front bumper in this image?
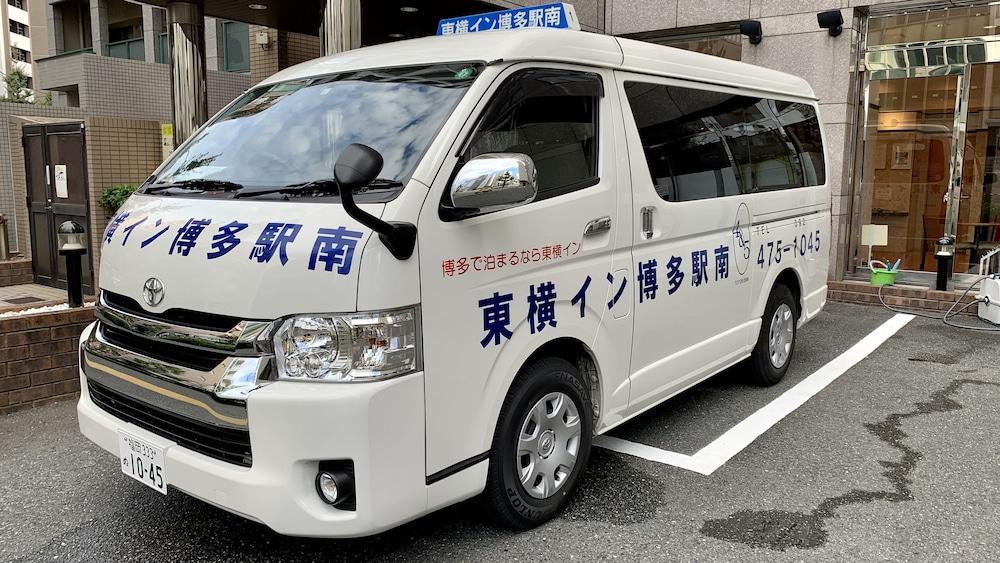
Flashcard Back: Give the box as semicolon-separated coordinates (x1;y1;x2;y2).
77;326;429;538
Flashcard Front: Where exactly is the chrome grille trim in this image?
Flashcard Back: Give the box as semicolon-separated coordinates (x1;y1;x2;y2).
95;291;272;356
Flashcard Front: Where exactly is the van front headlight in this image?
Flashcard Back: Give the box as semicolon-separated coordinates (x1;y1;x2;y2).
272;307;420;382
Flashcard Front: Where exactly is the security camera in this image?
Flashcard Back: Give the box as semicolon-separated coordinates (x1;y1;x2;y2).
817;10;844;37
739;19;762;45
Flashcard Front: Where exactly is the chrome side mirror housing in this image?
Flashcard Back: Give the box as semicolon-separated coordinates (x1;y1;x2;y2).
449;153;538;212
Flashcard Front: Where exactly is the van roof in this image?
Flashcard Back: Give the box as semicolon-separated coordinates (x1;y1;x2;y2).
260;28;816;101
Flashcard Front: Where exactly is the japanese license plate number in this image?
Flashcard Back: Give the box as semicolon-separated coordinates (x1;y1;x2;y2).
117;431;167;495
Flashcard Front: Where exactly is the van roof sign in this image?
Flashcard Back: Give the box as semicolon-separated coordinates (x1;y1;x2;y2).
437;2;581;35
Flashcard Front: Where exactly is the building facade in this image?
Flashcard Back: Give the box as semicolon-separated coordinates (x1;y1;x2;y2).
0;0;42;94
3;0;999;294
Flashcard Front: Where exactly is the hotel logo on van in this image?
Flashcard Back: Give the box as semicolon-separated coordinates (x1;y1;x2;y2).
732;203;752;277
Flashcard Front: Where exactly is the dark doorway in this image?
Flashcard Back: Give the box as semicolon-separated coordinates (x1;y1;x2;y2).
23;123;94;293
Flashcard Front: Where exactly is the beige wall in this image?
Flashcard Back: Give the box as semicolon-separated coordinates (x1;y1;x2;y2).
83;116;162;283
248;25;320;86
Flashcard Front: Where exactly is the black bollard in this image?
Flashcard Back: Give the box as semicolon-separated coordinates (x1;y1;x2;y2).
934;236;954;292
57;221;87;308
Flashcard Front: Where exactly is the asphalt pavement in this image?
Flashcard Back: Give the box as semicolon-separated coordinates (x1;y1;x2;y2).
1;301;998;562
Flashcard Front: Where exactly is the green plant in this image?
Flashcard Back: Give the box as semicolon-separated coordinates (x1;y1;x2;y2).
1;63;30;103
98;184;138;215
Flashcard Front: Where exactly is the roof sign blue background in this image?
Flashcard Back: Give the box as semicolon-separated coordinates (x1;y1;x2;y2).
437;2;581;35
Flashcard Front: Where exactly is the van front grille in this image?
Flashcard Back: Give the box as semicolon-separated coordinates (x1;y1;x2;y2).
102;291;243;332
88;379;253;467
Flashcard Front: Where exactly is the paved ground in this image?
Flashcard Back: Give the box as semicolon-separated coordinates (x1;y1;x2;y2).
1;302;999;562
0;283;65;313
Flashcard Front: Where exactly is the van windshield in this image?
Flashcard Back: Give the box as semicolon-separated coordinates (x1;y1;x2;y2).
146;63;484;199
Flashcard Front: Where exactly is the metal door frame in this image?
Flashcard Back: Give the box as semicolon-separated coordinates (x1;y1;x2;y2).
850;35;1000;284
23;122;94;293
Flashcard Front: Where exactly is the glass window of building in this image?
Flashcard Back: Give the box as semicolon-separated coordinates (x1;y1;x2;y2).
221;20;250;73
9;20;28;37
868;5;1000;47
8;0;24;9
626;24;742;61
11;47;29;63
105;0;143;60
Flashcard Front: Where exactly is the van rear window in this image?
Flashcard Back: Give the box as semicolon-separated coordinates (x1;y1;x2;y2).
623;81;825;202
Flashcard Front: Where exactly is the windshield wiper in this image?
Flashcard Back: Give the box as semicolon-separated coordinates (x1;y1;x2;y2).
233;178;403;199
143;179;245;194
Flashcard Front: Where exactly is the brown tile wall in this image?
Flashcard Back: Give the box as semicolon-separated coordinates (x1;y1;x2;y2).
84;117;164;285
0;306;94;415
280;31;321;70
248;27;321;86
0;259;33;286
827;280;979;315
249;25;279;85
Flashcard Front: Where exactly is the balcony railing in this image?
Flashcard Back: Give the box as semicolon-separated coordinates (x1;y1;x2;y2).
107;38;144;61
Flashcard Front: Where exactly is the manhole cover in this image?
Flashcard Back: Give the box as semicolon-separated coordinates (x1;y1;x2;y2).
4;296;45;305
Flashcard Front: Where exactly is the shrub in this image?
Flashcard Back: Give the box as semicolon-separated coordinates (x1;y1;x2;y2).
98;184;137;215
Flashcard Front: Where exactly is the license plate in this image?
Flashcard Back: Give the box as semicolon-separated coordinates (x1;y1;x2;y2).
118;430;167;495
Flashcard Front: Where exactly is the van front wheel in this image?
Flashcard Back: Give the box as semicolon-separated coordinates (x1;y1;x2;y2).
747;284;798;386
484;357;593;529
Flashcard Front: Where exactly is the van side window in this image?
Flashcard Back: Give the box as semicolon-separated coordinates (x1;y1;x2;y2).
623;81;825;201
462;69;602;200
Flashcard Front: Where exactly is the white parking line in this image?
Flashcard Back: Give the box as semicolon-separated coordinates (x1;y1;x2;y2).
594;313;915;476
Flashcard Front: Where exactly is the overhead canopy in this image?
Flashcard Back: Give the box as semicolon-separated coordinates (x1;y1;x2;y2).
138;0;326;35
137;0;500;41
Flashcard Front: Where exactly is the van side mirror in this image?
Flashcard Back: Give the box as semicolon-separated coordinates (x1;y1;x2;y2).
450;153;538;212
334;143;416;260
335;143;383;191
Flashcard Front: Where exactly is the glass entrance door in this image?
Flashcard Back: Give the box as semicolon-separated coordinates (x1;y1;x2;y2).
956;63;1000;274
857;70;961;273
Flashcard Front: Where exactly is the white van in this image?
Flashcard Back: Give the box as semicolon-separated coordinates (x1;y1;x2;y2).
77;27;829;537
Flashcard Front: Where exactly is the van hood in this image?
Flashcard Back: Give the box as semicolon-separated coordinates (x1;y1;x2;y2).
98;194;382;320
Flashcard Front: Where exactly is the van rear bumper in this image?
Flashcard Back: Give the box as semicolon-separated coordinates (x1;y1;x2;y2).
76;323;432;538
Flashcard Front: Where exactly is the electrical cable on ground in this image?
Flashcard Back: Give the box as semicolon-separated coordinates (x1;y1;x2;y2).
877;274;1000;332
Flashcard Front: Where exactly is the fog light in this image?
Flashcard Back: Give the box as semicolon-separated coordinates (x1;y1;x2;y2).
315;469;354;507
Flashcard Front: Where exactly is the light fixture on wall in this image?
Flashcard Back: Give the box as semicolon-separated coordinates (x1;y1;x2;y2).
817;10;844;37
739;19;762;45
248;3;267;10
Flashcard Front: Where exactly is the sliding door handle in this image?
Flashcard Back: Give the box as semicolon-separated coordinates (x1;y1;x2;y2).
584;216;612;237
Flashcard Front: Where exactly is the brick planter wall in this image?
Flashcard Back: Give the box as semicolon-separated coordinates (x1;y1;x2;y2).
828;281;979;314
0;259;33;287
1;307;94;415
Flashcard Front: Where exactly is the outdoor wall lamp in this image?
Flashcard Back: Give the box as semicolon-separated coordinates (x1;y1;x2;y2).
739;19;763;45
817;10;844;37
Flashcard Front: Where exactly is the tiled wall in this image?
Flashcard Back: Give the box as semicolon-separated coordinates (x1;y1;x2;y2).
84;117;164;284
280;31;321;72
249;25;279;85
0;259;33;286
37;53;250;121
248;26;321;86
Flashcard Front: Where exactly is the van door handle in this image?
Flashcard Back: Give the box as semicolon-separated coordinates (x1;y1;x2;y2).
583;216;612;237
640;206;654;239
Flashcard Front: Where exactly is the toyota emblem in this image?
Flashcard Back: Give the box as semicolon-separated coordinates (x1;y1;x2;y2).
142;277;164;307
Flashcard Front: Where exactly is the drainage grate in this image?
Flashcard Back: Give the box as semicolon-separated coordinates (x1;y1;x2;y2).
3;296;44;305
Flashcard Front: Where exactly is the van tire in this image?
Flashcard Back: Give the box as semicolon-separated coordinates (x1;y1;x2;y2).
483;357;593;530
747;284;798;386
